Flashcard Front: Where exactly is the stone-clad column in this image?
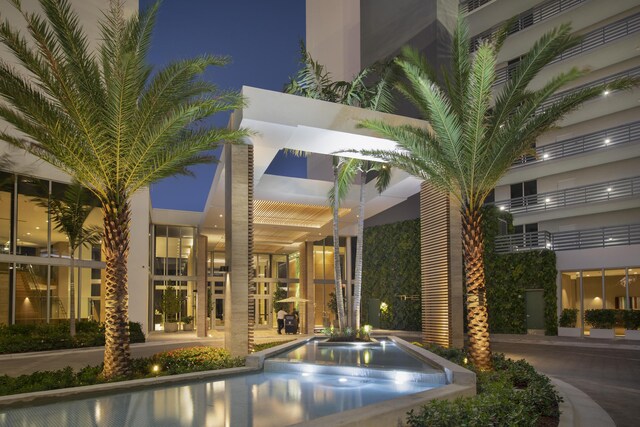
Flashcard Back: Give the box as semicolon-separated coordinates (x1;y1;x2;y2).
420;182;463;348
301;242;315;334
224;144;252;356
196;234;208;338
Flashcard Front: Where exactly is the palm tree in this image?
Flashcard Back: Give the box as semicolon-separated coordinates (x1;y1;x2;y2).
286;44;395;329
331;160;391;329
0;0;246;378
37;182;102;337
357;17;639;370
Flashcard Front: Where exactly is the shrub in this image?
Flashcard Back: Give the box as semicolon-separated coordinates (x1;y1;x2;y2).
622;310;640;330
0;346;245;396
558;308;579;328
407;344;561;427
0;320;145;354
253;340;294;352
323;325;372;342
584;309;618;329
152;346;244;375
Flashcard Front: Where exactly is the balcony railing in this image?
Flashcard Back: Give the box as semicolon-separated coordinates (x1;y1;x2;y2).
495;224;640;253
494;12;640;85
536;66;640;114
460;0;493;15
512;120;640;167
494;176;640;215
470;0;586;50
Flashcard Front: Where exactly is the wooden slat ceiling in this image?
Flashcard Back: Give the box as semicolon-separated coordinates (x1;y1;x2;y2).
254;199;350;229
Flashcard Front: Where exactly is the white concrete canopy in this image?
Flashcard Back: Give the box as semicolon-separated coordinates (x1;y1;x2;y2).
201;86;430;252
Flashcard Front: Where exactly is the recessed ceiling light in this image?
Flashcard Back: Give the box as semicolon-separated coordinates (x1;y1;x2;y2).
604;138;610;144
542;153;549;159
607;187;612;192
219;214;223;218
603;90;610;96
545;198;550;203
35;226;40;230
499;206;505;211
26;232;31;236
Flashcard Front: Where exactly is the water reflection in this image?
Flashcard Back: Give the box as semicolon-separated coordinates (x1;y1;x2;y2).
0;371;436;427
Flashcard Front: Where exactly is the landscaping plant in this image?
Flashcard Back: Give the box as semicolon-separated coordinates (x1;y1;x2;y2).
356;16;639;369
0;0;246;378
559;308;579;328
407;344;561;427
584;309;618;329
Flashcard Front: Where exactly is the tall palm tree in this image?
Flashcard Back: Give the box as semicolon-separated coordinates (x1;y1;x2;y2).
331;160;391;329
37;182;102;337
357;17;639;370
0;0;246;378
286;44;395;329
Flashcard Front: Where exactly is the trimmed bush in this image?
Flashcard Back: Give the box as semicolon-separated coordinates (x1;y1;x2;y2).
622;310;640;330
0;320;145;354
152;346;244;375
0;346;244;396
559;309;579;328
253;340;294;352
584;309;617;329
408;344;561;427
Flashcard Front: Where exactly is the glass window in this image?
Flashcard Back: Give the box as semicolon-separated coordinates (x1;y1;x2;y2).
272;254;287;279
17;176;49;257
154;225;167;275
49;265;72;323
0;263;10;324
0;172;14;255
604;269;626;309
14;264;49;324
561;271;580;315
582;270;603;333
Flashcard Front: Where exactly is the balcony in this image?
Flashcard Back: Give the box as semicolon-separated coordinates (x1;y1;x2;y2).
471;0;587;51
494;176;640;215
512;120;640;167
460;0;494;15
535;66;640;114
495;223;640;253
494;12;640;86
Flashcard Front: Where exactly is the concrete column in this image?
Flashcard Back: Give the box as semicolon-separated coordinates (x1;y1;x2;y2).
196;234;208;338
224;144;251;356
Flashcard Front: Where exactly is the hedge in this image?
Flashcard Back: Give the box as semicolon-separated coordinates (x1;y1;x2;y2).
0;320;145;354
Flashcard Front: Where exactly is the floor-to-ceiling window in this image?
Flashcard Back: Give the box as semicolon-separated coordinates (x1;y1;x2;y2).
151;225;197;331
561;267;640;336
0;170;105;325
313;237;346;328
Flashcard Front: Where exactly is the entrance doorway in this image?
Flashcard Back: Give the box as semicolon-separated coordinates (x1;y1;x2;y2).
525;289;545;331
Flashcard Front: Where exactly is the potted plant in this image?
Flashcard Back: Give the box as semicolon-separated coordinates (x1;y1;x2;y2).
584;309;616;339
182;315;194;332
623;310;640;340
558;308;581;337
161;285;180;333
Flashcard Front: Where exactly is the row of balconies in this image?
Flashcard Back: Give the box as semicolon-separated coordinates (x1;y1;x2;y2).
467;0;586;45
494;12;640;86
494;223;640;253
512;120;640;167
494;175;640;215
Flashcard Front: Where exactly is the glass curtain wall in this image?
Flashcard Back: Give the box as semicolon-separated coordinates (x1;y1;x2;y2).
313;237;346;328
561;267;640;336
152;225;197;331
0;170;105;325
207;251;225;328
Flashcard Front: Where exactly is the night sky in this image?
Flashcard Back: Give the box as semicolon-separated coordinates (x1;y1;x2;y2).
142;0;306;211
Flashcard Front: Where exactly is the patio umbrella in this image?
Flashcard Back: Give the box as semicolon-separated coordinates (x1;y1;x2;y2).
276;296;309;303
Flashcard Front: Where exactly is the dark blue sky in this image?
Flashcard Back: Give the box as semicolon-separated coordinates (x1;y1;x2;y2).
143;0;306;211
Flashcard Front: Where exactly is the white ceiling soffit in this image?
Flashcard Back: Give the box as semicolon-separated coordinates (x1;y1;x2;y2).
201;86;429;228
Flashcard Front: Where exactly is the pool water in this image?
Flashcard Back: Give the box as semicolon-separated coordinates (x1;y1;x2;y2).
0;340;445;427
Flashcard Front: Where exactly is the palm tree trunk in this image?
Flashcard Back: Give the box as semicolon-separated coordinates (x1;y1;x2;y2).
461;204;491;370
332;162;346;329
101;193;132;379
353;170;366;330
69;253;76;337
